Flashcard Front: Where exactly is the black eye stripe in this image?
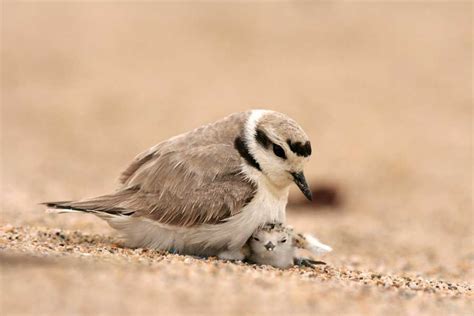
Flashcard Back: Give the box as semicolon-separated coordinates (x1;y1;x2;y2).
255;129;288;160
255;129;271;148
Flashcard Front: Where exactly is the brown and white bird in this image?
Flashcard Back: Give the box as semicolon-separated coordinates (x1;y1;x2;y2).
44;110;313;260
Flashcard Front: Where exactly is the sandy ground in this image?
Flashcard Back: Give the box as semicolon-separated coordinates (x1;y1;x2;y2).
1;2;473;315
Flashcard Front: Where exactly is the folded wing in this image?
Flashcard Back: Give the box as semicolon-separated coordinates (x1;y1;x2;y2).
45;143;256;227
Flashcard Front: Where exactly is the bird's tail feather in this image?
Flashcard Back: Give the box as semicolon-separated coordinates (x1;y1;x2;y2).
294;233;332;255
42;190;136;217
303;234;332;254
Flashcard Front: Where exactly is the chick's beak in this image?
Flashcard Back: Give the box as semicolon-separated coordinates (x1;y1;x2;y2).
264;242;275;251
291;171;313;201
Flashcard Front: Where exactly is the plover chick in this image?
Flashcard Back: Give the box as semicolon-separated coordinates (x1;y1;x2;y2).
245;222;332;269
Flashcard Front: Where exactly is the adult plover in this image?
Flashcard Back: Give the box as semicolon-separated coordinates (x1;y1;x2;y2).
44;110;313;260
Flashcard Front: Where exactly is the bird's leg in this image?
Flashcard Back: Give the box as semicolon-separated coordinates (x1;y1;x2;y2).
294;257;326;268
168;248;179;254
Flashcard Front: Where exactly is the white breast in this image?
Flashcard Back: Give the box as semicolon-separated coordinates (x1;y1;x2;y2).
180;173;289;252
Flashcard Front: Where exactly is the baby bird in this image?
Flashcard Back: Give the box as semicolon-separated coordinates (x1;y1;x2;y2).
244;222;332;269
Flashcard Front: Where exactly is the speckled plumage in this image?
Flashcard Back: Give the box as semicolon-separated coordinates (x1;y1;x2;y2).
245;222;332;269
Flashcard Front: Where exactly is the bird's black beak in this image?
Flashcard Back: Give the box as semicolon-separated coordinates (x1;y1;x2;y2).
264;242;275;251
291;171;313;201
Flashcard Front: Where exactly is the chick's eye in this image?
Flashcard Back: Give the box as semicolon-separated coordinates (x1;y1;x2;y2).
280;238;287;243
253;237;260;242
273;144;286;159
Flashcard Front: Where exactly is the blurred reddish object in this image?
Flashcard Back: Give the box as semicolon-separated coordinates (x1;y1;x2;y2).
288;183;342;209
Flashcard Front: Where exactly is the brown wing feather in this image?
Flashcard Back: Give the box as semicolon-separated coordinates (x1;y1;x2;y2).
47;112;256;227
127;143;257;226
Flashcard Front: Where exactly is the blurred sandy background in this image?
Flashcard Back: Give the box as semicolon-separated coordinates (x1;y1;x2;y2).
1;1;473;315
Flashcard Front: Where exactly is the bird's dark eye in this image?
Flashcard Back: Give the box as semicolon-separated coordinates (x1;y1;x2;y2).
273;144;286;159
253;237;260;242
280;238;287;243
